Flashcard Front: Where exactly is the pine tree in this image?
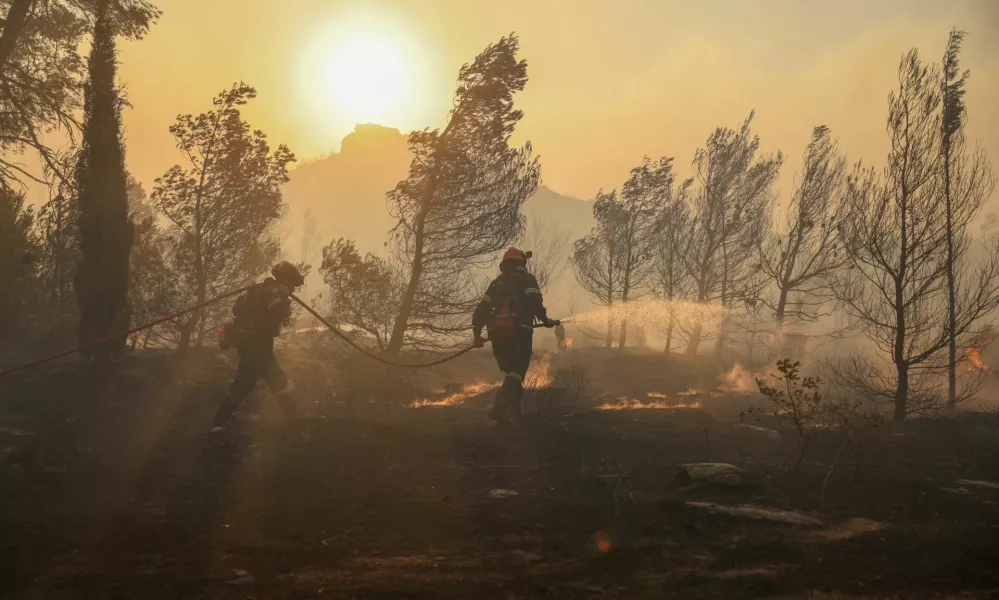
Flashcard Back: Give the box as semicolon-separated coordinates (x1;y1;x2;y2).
74;0;133;367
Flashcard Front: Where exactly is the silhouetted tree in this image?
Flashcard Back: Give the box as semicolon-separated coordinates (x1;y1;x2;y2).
651;179;694;355
151;83;295;350
0;0;159;187
837;48;999;420
517;214;570;294
572;190;626;348
36;187;77;311
938;29;997;409
125;174;170;349
613;156;675;349
681;112;782;355
759;126;849;354
0;187;39;335
386;34;540;353
74;0;132;367
318;237;400;351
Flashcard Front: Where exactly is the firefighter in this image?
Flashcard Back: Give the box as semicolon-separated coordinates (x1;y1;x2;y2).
211;261;305;431
472;248;558;423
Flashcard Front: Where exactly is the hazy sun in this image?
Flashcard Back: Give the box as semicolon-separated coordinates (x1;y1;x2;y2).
319;35;408;124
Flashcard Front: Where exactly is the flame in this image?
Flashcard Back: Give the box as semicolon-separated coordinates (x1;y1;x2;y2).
525;358;554;390
564;336;575;349
597;392;702;411
411;380;499;407
965;347;987;372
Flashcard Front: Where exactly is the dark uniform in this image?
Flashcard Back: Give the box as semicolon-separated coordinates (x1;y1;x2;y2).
472;256;552;421
213;276;296;427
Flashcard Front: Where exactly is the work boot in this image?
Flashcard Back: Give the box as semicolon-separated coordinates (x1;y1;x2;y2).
487;389;510;423
211;388;240;432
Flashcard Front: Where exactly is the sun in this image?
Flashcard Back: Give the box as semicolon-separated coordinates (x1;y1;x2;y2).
319;35;408;125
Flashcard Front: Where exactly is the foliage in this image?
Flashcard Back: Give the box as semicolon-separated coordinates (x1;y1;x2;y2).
318;237;400;351
151;82;295;349
35;189;77;312
386;34;541;353
0;187;40;335
517;214;570;294
680;112;782;356
755;359;880;472
0;0;160;188
758;125;849;352
836;48;999;420
74;0;132;365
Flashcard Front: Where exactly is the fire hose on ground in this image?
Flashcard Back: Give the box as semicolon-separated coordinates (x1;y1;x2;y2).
0;287;564;377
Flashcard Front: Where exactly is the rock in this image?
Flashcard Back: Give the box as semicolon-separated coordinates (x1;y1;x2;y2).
736;423;781;441
673;463;747;487
955;479;999;490
686;501;821;525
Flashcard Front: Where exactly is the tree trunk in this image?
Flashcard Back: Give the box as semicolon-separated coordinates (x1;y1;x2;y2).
0;0;32;78
388;213;427;354
773;289;788;358
618;317;628;350
686;322;702;355
944;151;957;409
178;321;192;352
893;361;909;421
605;310;613;348
664;315;674;356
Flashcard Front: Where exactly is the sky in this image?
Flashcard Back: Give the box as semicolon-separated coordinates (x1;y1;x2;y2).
108;0;999;204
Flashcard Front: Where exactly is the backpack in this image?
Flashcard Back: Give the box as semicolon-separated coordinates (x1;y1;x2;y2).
219;284;261;350
489;274;526;342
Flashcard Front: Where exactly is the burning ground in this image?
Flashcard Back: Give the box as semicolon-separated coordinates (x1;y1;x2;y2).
1;347;999;598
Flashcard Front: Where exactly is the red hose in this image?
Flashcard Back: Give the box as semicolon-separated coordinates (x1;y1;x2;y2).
0;286;251;377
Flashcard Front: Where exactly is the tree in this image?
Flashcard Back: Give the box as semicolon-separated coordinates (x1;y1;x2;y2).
125;174;170;349
759;126;849;354
613;156;675;349
74;0;132;367
517;214;570;294
0;0;159;187
837;48;999;420
36;187;77;311
386;34;540;353
0;187;39;335
151;83;295;350
651;179;694;355
939;29;996;409
571;190;626;348
681;112;782;355
318;237;400;351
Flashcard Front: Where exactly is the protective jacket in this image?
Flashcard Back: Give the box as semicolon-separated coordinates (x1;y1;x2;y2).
221;277;292;350
472;260;548;340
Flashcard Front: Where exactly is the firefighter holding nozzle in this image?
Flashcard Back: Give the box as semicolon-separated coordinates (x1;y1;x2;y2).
472;248;559;423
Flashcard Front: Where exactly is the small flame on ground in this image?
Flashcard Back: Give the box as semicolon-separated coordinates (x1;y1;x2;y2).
597;393;702;411
525;359;554;390
564;337;575;350
411;380;499;407
965;347;987;372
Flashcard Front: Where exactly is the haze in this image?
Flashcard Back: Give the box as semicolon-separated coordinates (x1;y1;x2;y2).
116;0;998;203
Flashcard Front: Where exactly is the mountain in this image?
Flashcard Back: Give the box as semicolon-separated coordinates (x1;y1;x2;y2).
281;123;594;264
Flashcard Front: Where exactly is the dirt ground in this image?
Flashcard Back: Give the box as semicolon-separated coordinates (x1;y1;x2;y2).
2;346;999;599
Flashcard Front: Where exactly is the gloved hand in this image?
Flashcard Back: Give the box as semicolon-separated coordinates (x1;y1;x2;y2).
544;318;561;328
473;334;487;348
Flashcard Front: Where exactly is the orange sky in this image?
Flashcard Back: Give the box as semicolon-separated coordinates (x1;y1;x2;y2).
101;0;999;206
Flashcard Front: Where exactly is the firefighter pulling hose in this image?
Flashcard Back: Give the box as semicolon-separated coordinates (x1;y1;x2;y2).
1;256;565;427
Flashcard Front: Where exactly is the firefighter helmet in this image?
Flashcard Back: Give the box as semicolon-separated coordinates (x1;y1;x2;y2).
502;247;527;263
271;261;305;287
